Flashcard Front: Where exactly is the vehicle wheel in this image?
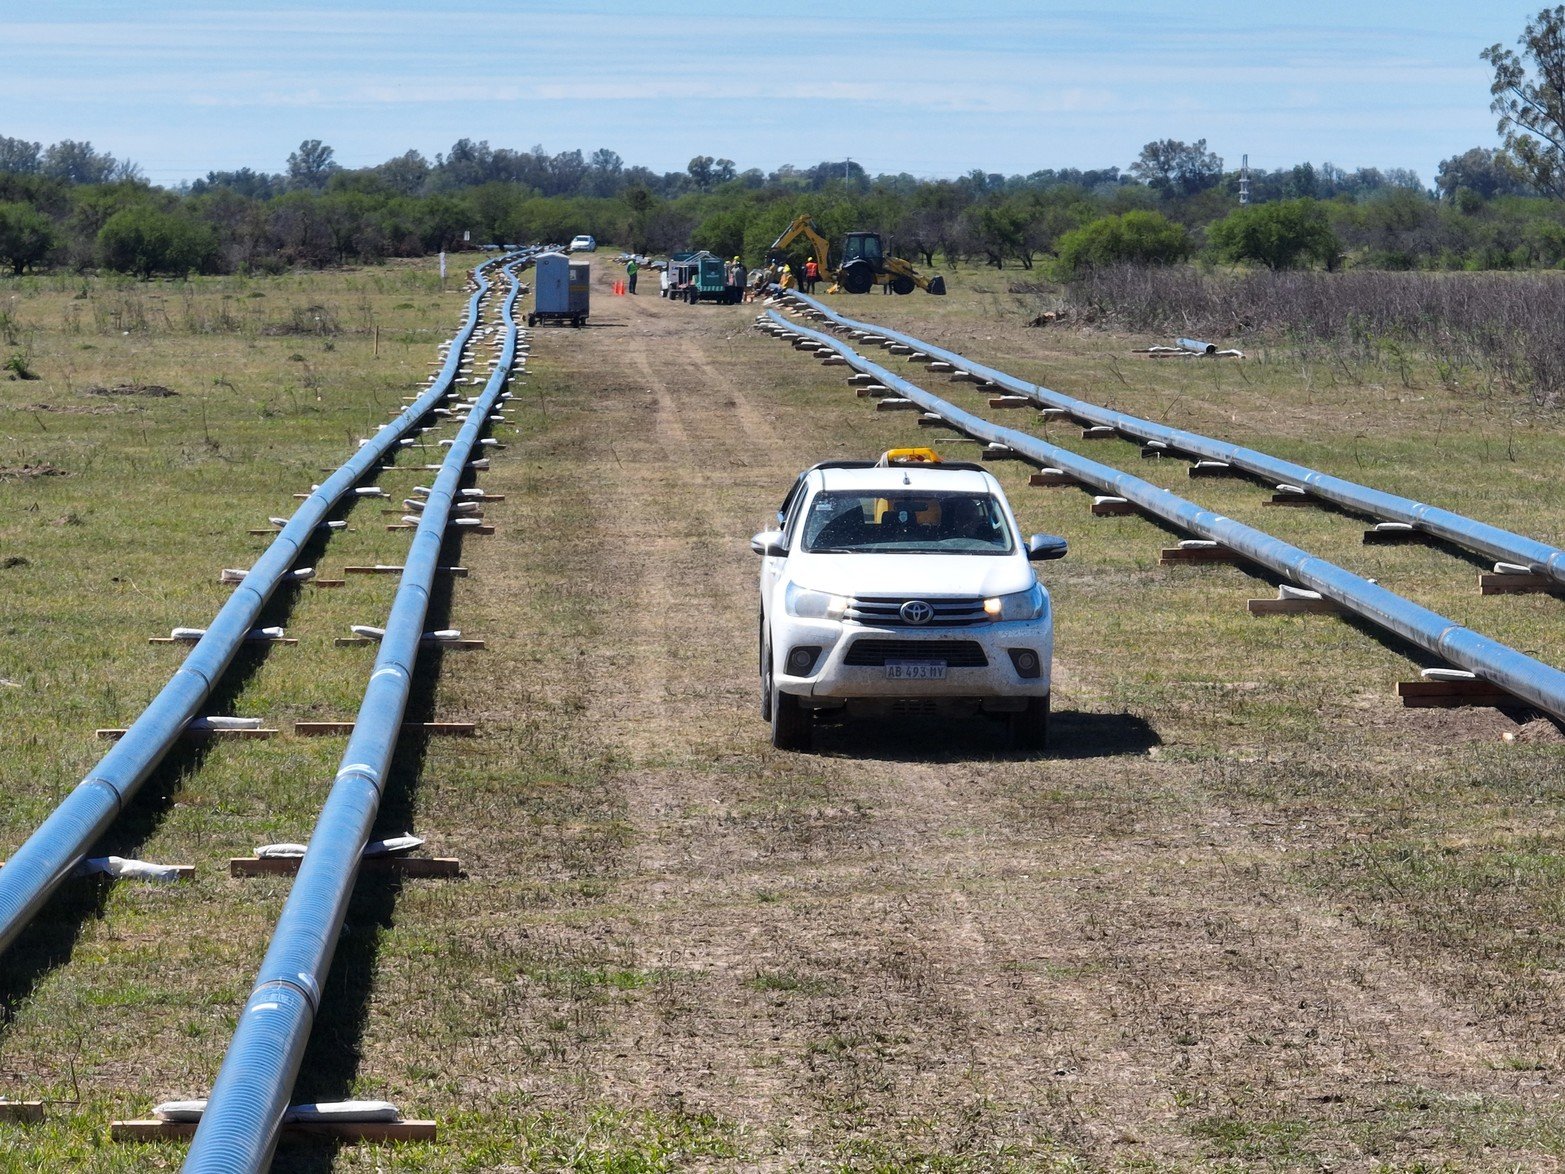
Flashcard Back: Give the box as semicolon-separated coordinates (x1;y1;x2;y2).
760;626;773;721
891;276;916;296
1009;695;1050;751
841;260;875;294
770;686;812;752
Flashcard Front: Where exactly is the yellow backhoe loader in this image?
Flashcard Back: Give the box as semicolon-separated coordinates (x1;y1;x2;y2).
767;215;946;295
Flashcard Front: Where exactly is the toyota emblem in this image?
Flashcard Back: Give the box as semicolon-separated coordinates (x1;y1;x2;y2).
900;600;935;625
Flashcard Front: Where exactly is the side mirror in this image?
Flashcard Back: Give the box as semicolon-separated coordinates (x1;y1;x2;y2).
751;530;787;557
1026;533;1068;561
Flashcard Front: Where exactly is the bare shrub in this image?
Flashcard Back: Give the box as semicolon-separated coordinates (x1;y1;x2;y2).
262;303;341;335
1063;266;1565;406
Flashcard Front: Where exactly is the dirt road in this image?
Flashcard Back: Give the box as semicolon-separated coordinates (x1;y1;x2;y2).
421;267;1563;1170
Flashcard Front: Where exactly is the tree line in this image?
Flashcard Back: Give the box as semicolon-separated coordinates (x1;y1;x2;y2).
3;8;1564;281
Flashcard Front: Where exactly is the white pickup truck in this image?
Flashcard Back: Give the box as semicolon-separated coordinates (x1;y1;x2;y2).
752;449;1067;752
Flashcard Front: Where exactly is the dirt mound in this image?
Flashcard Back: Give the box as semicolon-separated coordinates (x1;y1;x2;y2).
1506;716;1565;743
82;383;177;397
0;463;67;480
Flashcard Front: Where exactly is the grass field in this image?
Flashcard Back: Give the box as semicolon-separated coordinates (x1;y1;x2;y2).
2;254;1565;1170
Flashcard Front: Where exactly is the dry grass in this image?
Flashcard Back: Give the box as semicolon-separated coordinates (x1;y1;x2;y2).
1;256;1564;1170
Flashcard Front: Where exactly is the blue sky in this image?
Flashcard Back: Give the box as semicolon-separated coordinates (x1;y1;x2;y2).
2;0;1526;188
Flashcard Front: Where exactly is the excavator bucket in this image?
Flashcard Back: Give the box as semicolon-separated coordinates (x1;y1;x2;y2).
928;275;947;296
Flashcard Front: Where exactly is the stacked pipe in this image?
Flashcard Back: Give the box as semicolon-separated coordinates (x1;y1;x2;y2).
181;259;525;1171
0;259;510;960
780;292;1565;588
764;309;1565;725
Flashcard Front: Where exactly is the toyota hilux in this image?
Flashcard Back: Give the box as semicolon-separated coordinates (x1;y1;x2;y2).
752;449;1067;752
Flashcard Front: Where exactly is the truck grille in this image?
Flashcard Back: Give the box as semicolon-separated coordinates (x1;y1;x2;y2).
844;595;987;627
843;639;989;668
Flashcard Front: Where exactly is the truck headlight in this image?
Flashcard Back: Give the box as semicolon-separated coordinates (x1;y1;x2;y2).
983;582;1046;622
785;583;848;620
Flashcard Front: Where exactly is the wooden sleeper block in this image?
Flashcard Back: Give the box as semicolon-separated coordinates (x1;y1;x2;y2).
97;727;277;741
1029;469;1075;487
111;1119;437;1143
1397;679;1522;708
1158;544;1242;566
1364;523;1426;545
295;720;477;736
230;855;462;879
1479;571;1555;595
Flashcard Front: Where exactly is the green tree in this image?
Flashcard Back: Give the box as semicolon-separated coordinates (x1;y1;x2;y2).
1483;7;1565;197
1207;199;1339;269
97;205;218;277
1130;139;1223;198
1053;210;1191;276
286;139;339;191
0;201;56;274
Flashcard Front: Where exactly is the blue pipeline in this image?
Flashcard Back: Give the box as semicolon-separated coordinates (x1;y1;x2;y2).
0;259;510;960
767;310;1565;724
181;259;525;1172
783;293;1565;585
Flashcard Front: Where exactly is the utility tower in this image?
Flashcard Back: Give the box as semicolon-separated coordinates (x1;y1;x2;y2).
1239;154;1250;206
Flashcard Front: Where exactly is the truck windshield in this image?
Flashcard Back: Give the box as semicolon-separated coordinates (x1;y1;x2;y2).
801;491;1013;554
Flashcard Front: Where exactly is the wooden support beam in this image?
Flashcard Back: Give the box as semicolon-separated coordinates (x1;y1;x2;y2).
230;856;462;879
386;523;494;534
97;728;277;741
295;721;477;736
1080;426;1117;440
333;637;486;649
1187;461;1236;478
1029;470;1075;487
1479;572;1556;595
343;565;469;576
1397;679;1523;708
1264;493;1317;507
1158;545;1242;566
988;395;1031;409
1091;497;1137;517
0;1102;47;1123
874;399;920;412
0;860;193;879
149;636;298;646
854;384;890;397
1364;524;1427;546
1247;597;1344;616
111;1119;437;1143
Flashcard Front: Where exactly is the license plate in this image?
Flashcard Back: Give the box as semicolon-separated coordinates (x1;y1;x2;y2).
886;661;946;681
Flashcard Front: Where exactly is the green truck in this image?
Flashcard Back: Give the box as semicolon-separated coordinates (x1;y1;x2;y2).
667;251;743;304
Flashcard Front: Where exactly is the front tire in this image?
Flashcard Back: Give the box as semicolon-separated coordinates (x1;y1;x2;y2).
1009;695;1049;751
840;260;875;294
760;628;773;721
770;687;812;751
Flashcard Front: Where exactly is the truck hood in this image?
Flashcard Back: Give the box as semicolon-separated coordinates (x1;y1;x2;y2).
788;552;1036;599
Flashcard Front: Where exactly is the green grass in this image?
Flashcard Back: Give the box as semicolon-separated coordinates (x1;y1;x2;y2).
3;257;1565;1168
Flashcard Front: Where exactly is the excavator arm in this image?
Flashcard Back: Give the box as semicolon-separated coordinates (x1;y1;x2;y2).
768;214;832;275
